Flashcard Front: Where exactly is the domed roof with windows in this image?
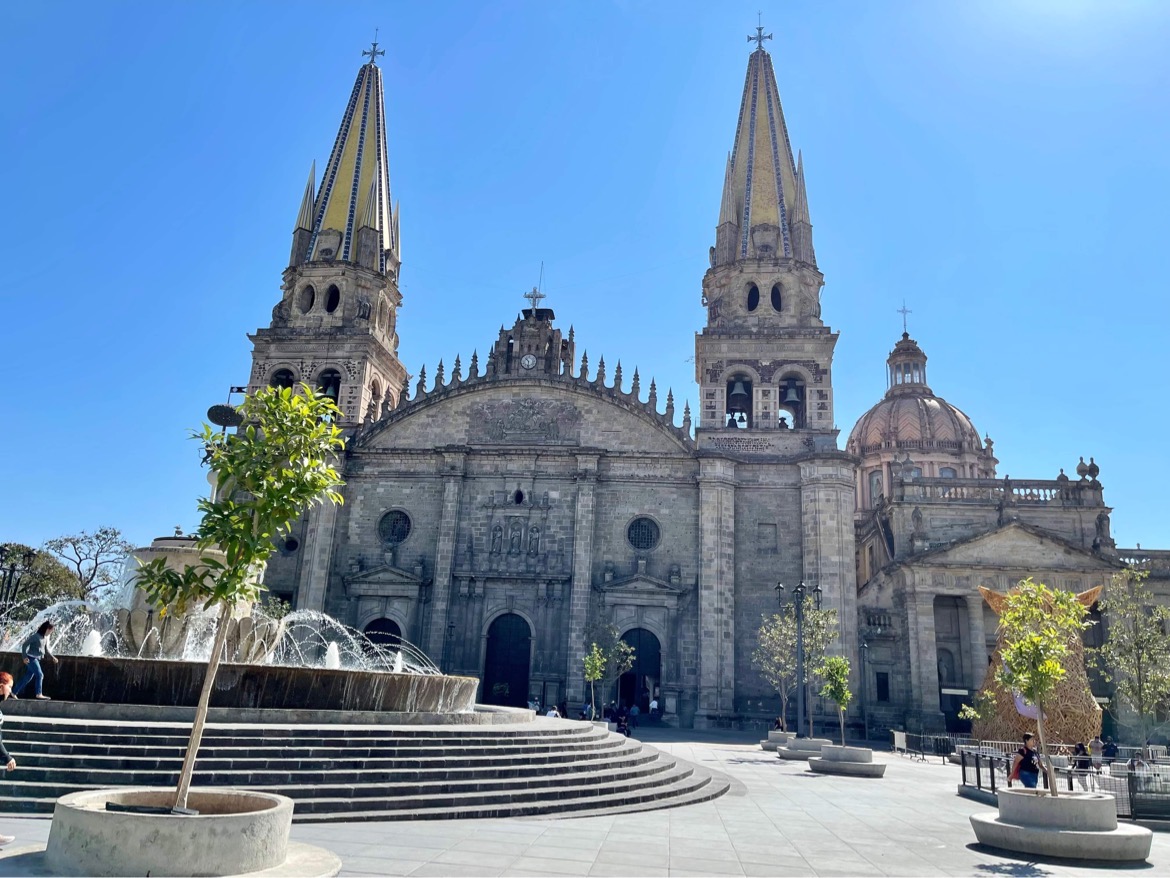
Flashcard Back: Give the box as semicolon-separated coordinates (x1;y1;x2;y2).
846;333;985;457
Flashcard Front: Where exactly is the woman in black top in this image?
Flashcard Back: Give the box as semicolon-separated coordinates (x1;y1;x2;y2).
1073;742;1093;790
1013;732;1041;789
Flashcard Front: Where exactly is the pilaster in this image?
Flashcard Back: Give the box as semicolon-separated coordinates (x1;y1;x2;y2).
966;594;989;691
565;454;600;706
696;456;737;724
424;449;467;662
799;459;859;666
295;493;340;612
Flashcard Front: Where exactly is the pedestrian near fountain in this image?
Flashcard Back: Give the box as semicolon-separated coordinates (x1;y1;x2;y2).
1010;733;1041;789
0;671;18;846
13;619;58;700
1089;734;1104;771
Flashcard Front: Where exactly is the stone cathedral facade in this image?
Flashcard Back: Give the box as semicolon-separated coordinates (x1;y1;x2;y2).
242;38;1168;734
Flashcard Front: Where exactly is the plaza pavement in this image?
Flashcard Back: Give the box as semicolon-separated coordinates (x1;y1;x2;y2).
0;724;1166;876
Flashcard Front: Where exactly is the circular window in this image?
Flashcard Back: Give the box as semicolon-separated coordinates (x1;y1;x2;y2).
771;284;783;312
746;284;760;312
297;285;315;314
378;511;412;545
627;517;660;551
282;537;299;553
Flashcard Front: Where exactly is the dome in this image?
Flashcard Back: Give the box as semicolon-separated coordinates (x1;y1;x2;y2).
846;393;983;456
846;332;984;457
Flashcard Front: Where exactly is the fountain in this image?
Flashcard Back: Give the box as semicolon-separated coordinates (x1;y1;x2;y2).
0;536;478;716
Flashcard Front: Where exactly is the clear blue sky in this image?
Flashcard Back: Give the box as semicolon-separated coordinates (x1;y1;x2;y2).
2;1;1168;552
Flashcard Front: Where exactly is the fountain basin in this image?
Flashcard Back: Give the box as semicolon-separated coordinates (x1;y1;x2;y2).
1;652;477;714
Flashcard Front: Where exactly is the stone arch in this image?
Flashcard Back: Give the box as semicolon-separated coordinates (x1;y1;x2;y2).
616;627;663;713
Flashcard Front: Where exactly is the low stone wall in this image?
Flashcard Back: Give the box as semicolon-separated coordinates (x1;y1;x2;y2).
0;652;478;714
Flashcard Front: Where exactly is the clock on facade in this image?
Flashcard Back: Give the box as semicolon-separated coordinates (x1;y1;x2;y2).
520;354;537;370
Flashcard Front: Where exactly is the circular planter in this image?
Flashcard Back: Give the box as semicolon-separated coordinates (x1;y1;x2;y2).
820;745;874;764
997;788;1116;831
46;788;293;877
971;789;1153;861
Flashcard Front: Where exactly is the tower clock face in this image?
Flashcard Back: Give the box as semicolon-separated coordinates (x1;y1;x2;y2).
520;354;537;370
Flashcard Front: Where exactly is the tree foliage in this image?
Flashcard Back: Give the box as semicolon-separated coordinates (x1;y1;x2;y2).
751;598;837;732
995;577;1091;797
817;655;853;745
1090;568;1170;751
583;642;606;718
43;526;135;600
0;543;79;620
133;385;345;810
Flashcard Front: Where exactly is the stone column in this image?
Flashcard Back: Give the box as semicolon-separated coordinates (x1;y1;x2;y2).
911;588;945;732
799;460;859;668
965;593;989;691
295;495;340;612
424;449;467;663
565;454;599;707
697;457;737;726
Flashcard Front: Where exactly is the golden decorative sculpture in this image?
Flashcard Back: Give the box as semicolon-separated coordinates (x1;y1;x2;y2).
970;584;1102;746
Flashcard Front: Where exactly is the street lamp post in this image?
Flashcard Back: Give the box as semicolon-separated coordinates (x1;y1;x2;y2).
776;581;822;738
0;546;38;614
860;640;870;743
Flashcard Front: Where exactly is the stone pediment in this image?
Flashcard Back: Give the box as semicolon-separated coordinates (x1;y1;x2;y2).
343;563;428;598
599;569;686;609
911;521;1121;572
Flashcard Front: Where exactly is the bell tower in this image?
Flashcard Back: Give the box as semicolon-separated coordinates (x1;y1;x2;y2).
695;28;838;435
247;42;408;425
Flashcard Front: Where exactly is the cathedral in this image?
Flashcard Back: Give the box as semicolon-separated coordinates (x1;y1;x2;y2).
244;36;1168;734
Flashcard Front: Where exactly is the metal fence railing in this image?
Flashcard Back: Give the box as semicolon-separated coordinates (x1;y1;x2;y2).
890;730;961;763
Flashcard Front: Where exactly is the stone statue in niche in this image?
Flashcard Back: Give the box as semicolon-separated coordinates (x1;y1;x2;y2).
509;526;522;555
528;526;541;556
491;525;503;555
912;506;926;537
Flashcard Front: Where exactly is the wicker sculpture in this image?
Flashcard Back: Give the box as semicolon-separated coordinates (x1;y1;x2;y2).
970;584;1102;747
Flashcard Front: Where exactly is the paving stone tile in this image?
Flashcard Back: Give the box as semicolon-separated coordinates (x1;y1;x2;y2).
505;855;594;875
450;838;532;856
588;865;669;877
666;855;745;874
593;847;668;868
408;863;504;877
432;848;518;868
339;859;425;876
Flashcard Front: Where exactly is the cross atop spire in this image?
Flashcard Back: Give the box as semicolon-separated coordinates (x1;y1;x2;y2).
523;286;546;310
362;32;385;66
748;13;772;52
898;300;913;334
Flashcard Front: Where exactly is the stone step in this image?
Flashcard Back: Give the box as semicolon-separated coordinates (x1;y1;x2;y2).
292;770;725;822
13;739;648;775
8;745;656;787
2;726;608;751
6;736;627;761
0;753;685;810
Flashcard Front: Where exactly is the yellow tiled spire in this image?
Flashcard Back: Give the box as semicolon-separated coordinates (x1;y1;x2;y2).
300;42;398;273
713;30;808;266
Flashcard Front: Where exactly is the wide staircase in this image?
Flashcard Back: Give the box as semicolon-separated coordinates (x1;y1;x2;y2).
0;715;728;822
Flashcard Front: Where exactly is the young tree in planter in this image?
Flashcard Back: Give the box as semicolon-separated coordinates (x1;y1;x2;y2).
134;385;345;811
817;655;853;745
995;577;1091;797
1090;569;1170;755
583;643;605;720
752;601;837;735
582;623;635;714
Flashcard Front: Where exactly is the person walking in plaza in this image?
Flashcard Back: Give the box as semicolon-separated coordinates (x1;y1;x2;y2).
13;620;58;700
1072;742;1093;790
1102;736;1119;765
0;671;19;846
1089;734;1104;772
1011;733;1042;789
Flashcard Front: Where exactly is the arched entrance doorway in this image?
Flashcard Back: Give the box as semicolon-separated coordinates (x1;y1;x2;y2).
482;613;531;708
618;628;661;712
363;618;402;648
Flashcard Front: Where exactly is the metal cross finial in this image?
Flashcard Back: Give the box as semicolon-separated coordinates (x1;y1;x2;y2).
748;14;772;51
362;31;385;66
523;286;546;311
898;300;913;334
